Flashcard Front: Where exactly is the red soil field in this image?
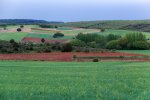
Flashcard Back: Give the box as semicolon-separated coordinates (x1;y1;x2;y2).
22;37;67;43
0;52;148;62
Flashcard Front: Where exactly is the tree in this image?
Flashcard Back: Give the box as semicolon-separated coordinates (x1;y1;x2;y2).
128;41;149;50
61;43;73;52
53;32;64;38
1;24;7;30
76;33;98;43
117;37;128;49
20;25;24;28
17;28;22;32
106;40;121;50
125;32;146;43
70;39;86;47
41;38;45;43
3;26;7;30
106;34;121;42
10;39;15;44
101;28;105;32
95;35;106;47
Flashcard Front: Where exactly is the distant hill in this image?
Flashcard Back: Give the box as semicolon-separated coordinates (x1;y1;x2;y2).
61;20;150;32
0;19;64;25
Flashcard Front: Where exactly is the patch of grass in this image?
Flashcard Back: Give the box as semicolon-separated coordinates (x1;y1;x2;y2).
0;32;28;42
26;33;52;39
5;25;39;29
57;27;74;30
118;50;150;55
26;33;74;40
0;61;150;99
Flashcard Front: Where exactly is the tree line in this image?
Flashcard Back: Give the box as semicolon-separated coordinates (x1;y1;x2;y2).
71;32;150;50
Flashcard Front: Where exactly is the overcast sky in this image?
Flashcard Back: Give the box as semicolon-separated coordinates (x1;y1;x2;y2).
0;0;150;22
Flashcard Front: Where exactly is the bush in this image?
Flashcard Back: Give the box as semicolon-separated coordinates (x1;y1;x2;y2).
20;25;24;28
73;55;77;59
70;39;86;47
61;43;73;52
106;40;121;50
93;58;99;62
101;28;105;32
125;32;146;43
17;28;22;32
117;37;128;49
83;48;90;53
106;34;121;42
53;32;64;38
10;39;15;44
131;41;149;50
43;47;51;53
41;38;45;43
76;33;98;43
120;56;125;58
39;24;57;28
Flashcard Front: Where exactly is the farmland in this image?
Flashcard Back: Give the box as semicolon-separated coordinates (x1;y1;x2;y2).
0;61;150;100
0;20;150;99
1;25;150;44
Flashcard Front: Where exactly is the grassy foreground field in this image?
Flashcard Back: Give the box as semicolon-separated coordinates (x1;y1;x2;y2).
0;61;150;100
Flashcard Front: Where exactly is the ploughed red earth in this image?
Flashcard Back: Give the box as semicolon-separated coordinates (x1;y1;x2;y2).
22;37;68;43
0;52;149;62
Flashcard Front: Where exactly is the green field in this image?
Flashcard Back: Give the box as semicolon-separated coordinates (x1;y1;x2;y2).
118;50;150;55
26;33;52;39
56;27;74;30
0;25;150;42
0;61;150;100
26;33;74;40
0;32;28;42
5;25;39;29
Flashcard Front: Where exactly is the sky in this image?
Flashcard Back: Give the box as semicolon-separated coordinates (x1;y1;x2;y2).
0;0;150;22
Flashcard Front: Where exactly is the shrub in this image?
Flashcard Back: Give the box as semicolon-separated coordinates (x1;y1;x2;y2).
118;37;128;49
83;48;90;53
39;24;57;28
61;43;73;52
53;32;64;38
132;41;149;50
10;39;15;44
93;58;99;62
76;33;98;43
17;28;22;32
44;47;51;53
125;32;146;43
70;39;86;47
101;28;105;32
73;55;77;59
120;56;125;59
106;40;121;50
106;34;121;42
41;38;45;43
20;25;24;28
